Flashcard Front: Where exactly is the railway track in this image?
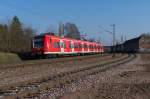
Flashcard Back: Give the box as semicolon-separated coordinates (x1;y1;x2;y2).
0;54;109;70
0;54;136;99
0;54;114;84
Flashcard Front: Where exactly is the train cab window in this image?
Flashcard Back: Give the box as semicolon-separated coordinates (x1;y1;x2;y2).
33;38;43;48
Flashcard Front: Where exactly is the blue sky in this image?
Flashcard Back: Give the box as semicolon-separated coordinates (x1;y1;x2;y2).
0;0;150;45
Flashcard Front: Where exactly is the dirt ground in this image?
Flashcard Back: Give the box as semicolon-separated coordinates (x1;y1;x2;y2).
0;54;116;90
60;54;150;99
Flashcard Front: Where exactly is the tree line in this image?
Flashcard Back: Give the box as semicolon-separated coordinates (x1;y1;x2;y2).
0;16;98;54
0;16;35;53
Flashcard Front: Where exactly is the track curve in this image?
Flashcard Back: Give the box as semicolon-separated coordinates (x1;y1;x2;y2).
0;54;136;99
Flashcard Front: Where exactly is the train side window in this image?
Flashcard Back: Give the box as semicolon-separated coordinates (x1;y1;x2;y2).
74;43;78;48
60;42;64;48
69;43;74;48
69;43;71;48
78;44;80;49
72;43;74;48
84;44;87;48
64;42;66;48
76;44;78;48
92;45;94;49
54;42;56;48
74;43;76;48
77;44;78;48
60;41;66;48
57;42;60;48
89;45;92;49
79;44;82;48
54;42;60;48
87;44;88;48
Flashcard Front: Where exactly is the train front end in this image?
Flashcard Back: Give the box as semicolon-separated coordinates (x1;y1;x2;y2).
32;35;45;56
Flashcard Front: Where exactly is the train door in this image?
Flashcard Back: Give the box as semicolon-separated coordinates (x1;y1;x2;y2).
71;40;74;53
81;42;84;53
87;43;90;52
60;39;64;53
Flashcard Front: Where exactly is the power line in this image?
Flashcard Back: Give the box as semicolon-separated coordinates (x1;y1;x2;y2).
98;25;112;34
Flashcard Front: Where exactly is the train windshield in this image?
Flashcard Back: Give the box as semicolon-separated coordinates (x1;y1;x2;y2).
33;38;44;48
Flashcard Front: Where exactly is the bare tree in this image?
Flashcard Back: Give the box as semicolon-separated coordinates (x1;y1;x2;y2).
0;16;36;53
65;23;81;39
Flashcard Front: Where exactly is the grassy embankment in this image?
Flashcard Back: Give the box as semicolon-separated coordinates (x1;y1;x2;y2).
0;52;21;64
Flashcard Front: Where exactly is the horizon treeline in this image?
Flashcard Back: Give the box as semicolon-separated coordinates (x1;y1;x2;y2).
0;16;36;53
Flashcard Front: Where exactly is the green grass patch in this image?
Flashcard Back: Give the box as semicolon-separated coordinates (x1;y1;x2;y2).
0;52;21;63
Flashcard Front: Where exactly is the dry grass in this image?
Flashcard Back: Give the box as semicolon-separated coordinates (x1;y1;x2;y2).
0;52;21;64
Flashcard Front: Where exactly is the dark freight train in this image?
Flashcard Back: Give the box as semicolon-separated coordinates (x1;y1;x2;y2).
105;35;150;53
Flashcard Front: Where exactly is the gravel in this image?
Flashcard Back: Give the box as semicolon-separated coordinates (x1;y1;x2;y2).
60;54;150;99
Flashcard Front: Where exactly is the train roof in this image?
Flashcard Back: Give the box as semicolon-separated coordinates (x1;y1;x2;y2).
34;33;102;45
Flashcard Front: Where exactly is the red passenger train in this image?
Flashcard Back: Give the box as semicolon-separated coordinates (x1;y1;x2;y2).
32;33;104;57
